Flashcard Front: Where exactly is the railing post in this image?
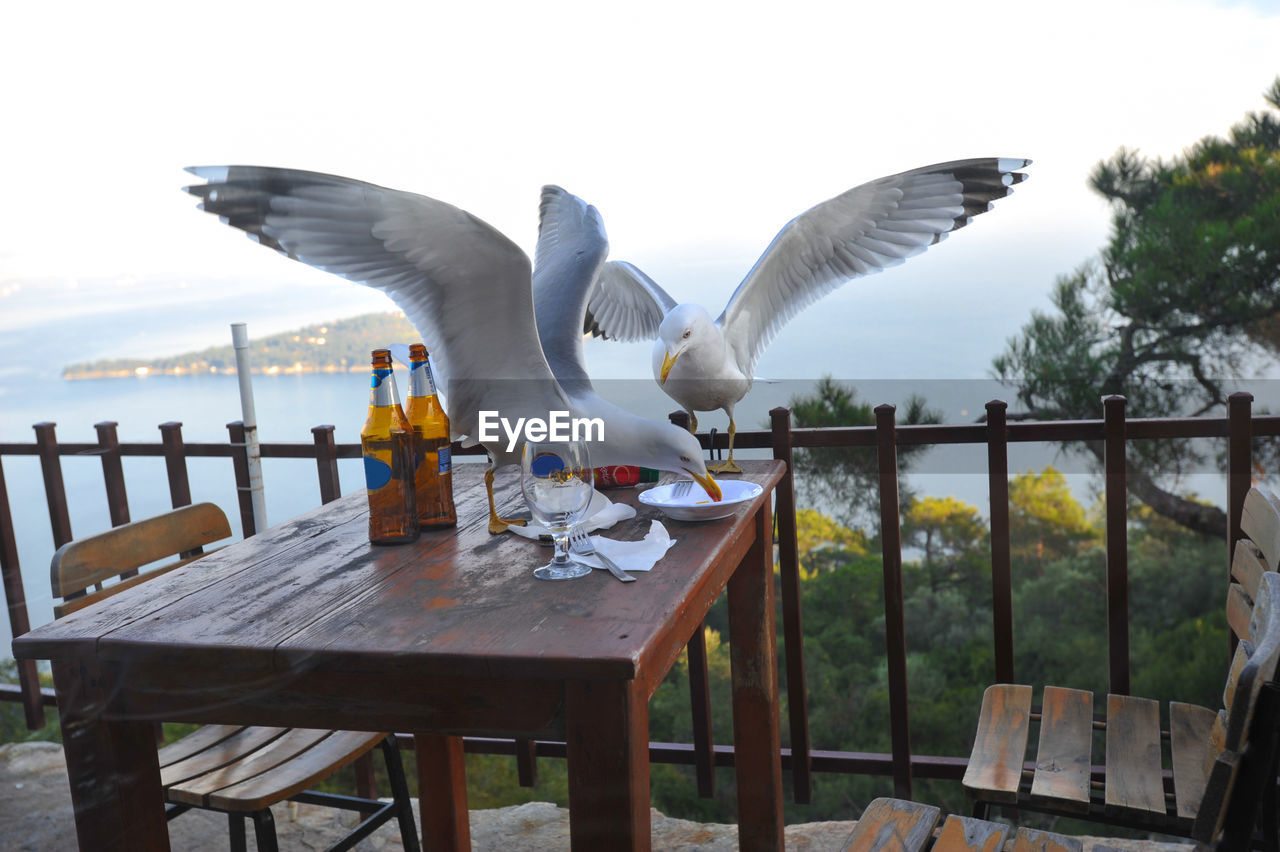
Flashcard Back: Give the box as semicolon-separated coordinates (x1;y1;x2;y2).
770;405;812;804
227;421;257;538
0;457;45;729
670;405;717;796
685;625;716;798
1103;395;1130;696
875;403;912;799
1227;392;1253;561
514;739;539;788
94;422;130;528
33;422;73;548
159;422;193;508
311;425;342;504
1226;392;1253;661
985;400;1015;684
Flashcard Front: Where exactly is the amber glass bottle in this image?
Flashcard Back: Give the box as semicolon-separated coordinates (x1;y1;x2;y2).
406;343;457;528
361;348;419;544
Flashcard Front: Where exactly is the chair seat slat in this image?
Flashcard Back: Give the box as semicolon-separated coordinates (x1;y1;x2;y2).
156;724;245;768
1103;694;1166;816
206;731;387;813
962;684;1032;803
159;726;289;788
840;797;940;852
1028;686;1092;812
166;727;334;806
1011;827;1083;852
932;814;1007;852
1169;701;1216;819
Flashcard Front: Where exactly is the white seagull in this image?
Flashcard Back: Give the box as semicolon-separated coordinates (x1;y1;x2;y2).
185;167;720;533
583;157;1032;472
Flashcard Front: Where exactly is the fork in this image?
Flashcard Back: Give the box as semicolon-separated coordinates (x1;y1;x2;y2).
569;526;635;583
673;480;694;498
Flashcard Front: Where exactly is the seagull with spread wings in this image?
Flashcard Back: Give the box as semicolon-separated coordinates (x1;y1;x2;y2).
185;167;720;533
584;157;1031;472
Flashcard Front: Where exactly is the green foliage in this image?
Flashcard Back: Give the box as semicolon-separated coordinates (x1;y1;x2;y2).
463;754;570;809
786;376;940;528
794;508;868;577
995;77;1280;535
1009;467;1099;568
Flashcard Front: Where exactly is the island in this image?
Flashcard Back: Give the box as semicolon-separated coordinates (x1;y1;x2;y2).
62;313;418;379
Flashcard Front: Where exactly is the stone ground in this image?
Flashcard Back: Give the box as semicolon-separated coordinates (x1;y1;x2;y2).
0;742;1197;851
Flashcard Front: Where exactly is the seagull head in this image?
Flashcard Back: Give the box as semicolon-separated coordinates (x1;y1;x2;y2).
646;422;722;502
655;303;717;385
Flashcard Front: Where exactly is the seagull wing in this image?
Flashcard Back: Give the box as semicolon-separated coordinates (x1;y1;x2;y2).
717;157;1031;378
184;166;557;443
531;185;611;396
583;260;679;342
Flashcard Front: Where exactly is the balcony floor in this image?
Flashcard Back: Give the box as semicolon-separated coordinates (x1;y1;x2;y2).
0;741;1197;851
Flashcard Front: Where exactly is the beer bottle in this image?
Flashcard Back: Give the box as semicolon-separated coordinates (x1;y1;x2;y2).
406;343;457;528
361;348;419;544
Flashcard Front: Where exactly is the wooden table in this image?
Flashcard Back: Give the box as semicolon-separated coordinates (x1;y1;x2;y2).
14;459;786;851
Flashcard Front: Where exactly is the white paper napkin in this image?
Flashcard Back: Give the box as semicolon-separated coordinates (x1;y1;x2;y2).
506;490;636;541
573;520;677;574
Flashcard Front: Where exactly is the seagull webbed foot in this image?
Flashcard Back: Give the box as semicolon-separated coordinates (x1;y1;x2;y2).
489;516;528;535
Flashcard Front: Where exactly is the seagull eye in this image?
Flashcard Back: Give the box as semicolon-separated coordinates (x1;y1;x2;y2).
679;455;691;463
682;330;691;339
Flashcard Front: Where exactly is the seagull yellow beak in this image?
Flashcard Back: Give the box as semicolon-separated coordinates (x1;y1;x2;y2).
660;350;678;385
688;469;722;502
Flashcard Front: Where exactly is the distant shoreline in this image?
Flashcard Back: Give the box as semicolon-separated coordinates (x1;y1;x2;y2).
60;311;416;381
64;364;372;380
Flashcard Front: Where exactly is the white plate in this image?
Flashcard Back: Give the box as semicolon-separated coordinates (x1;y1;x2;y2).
638;479;764;521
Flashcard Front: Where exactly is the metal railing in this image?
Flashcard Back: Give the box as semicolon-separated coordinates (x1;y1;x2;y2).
2;392;1276;806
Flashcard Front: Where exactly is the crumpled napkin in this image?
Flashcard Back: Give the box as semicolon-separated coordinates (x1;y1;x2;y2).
571;521;677;574
507;490;635;540
507;491;677;573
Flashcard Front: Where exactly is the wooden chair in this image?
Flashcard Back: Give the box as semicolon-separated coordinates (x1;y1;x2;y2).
960;486;1280;850
51;503;421;852
841;797;1086;852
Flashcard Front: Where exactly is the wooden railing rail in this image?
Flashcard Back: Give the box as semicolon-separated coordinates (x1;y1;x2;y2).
3;393;1277;808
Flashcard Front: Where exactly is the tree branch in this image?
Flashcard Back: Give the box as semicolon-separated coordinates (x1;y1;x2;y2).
1081;441;1226;538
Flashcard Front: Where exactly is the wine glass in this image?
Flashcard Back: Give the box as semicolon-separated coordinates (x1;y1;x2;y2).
520;439;595;581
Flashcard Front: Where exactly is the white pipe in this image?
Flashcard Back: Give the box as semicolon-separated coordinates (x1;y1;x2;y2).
231;323;268;533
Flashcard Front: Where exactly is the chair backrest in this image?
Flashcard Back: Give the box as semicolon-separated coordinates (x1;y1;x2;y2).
1192;485;1280;844
50;502;232;618
1225;488;1280;642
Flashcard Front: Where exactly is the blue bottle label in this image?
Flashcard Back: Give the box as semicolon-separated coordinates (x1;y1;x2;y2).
363;455;393;490
438;446;452;474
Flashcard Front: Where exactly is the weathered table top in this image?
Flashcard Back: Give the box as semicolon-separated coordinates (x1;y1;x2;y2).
16;459;783;694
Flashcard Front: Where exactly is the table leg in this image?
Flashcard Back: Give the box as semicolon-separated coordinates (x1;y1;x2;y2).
415;733;471;851
727;500;785;851
565;679;650;850
52;656;169;851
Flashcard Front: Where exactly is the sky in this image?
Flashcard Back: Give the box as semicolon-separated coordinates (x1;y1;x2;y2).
3;0;1280;383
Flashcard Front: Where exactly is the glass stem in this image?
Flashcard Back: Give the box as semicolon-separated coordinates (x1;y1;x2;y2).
552;532;571;564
